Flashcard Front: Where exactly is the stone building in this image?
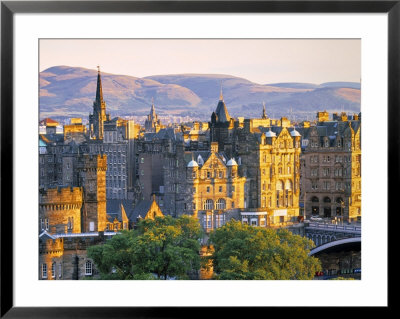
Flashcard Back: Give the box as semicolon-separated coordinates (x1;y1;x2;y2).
103;117;137;200
299;111;361;222
134;128;177;206
182;142;246;232
39;230;117;280
209;89;236;158
77;154;108;232
234;116;302;226
39;187;83;234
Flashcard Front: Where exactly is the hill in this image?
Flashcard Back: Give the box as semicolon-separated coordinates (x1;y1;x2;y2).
40;66;361;121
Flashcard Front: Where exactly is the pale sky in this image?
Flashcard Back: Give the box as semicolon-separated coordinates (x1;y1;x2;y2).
39;39;360;84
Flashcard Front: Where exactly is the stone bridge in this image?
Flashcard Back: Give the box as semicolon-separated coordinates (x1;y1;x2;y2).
304;221;361;247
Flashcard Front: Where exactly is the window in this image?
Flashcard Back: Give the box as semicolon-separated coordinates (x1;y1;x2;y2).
45;218;49;230
141;158;144;163
251;218;258;226
206;186;210;193
260;218;266;227
203;199;214;210
216;199;226;210
58;263;62;278
207;171;211;179
215;214;225;228
203;215;212;229
85;261;93;275
219;186;223;193
89;221;95;232
41;263;47;279
67;217;73;230
51;262;56;278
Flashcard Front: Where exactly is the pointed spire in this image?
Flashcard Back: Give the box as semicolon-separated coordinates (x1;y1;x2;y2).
150;97;156;118
262;101;267;119
95;65;104;108
219;81;224;101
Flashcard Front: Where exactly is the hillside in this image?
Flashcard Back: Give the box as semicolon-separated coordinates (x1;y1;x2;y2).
40;66;361;120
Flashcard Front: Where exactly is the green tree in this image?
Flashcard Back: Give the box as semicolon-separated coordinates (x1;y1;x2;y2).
208;220;321;280
88;215;202;280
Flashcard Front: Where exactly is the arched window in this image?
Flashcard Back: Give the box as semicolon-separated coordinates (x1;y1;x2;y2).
85;261;93;276
285;180;293;190
311;196;319;202
216;199;226;210
276;180;284;191
323;197;331;203
203;199;214;210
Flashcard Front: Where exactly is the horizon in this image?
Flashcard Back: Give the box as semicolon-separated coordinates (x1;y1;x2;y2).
41;64;361;86
39;39;361;84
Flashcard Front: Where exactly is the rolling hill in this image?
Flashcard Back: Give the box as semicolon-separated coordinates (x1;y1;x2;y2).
40;66;361;121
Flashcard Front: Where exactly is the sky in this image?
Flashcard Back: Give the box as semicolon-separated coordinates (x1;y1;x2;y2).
40;39;360;84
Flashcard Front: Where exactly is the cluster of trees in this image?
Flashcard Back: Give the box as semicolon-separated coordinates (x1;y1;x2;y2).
88;217;321;280
88;215;202;279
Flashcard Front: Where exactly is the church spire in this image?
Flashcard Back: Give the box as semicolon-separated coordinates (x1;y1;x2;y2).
262;101;267;119
219;81;224;101
95;66;104;109
150;97;156;118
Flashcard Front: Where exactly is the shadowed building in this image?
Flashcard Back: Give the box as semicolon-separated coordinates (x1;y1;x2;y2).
299;111;361;222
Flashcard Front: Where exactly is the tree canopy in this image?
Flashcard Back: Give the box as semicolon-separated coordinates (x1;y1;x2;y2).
88;215;202;280
207;220;321;280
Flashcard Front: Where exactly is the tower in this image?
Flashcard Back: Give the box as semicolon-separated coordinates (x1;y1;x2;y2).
209;84;234;157
262;102;267;119
89;66;110;140
144;98;162;133
78;154;108;232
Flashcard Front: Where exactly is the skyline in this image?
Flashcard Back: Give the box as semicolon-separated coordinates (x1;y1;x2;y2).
40;39;361;84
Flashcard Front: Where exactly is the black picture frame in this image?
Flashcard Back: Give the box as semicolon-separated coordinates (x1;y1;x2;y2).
1;0;394;317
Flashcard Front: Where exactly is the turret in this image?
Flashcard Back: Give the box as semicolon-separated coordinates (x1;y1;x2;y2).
227;158;238;178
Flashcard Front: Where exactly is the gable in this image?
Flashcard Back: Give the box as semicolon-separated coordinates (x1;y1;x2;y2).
200;152;227;172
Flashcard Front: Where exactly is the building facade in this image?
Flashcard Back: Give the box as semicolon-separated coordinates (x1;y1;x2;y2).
299;111;361;222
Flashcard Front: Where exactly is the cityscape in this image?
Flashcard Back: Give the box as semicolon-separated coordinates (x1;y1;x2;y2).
39;40;361;280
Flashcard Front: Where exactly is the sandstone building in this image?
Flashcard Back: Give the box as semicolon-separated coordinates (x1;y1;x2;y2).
299;111;361;222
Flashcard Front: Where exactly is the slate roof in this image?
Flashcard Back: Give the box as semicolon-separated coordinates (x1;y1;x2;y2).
39;133;64;145
215;99;231;123
128;200;153;221
106;199;134;222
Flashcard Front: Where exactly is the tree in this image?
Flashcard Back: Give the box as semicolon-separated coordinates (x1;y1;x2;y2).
208;220;321;280
88;215;203;280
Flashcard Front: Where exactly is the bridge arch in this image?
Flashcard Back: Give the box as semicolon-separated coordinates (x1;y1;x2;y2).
309;237;361;256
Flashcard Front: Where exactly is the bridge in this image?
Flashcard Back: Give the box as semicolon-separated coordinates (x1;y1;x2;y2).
309;237;361;256
304;221;361;247
304;225;361;280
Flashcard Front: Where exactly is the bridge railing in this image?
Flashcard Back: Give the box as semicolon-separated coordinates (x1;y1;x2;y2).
306;222;361;233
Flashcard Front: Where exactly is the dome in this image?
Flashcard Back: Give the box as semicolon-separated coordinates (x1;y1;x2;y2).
226;158;238;166
187;160;199;168
290;128;301;137
265;129;276;137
